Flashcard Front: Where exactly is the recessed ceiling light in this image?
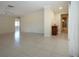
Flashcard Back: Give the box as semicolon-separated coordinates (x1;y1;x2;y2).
59;7;63;10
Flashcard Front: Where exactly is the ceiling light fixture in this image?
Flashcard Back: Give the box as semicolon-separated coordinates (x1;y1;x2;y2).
59;7;63;10
8;5;14;8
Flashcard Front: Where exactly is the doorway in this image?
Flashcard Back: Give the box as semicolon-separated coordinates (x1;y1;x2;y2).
61;14;68;33
14;17;21;47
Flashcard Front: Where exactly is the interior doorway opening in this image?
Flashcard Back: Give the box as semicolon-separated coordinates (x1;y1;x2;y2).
61;14;68;33
14;17;21;47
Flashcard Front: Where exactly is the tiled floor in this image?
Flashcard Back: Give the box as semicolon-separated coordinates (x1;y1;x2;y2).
0;33;69;57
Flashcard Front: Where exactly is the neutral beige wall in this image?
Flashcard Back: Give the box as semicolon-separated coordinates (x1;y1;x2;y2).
21;9;44;34
0;15;15;34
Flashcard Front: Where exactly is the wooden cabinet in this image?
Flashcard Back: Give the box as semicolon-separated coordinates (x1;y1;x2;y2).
52;26;58;35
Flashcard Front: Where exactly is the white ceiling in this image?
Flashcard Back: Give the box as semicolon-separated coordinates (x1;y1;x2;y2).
0;1;70;17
